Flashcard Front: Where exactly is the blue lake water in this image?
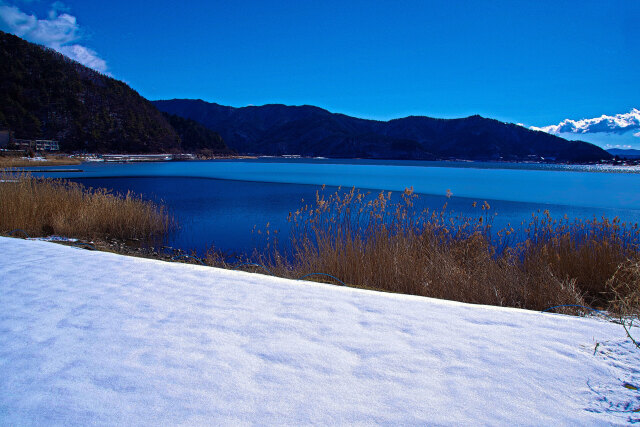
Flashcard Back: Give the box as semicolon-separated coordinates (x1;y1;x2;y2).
28;159;640;256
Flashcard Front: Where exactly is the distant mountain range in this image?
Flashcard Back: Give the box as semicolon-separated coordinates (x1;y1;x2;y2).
153;99;611;162
607;148;640;159
0;31;230;154
0;30;613;162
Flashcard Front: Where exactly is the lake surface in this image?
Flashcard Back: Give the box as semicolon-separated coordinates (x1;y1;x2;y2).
28;159;640;256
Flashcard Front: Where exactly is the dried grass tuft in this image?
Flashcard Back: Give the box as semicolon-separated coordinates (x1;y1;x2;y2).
0;172;170;241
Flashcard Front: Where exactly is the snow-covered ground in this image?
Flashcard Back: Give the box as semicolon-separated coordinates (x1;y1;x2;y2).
0;236;638;425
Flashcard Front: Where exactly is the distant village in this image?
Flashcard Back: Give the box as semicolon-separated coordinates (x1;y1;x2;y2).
1;129;639;166
0;130;198;162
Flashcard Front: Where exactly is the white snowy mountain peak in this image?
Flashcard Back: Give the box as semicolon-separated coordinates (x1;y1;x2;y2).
531;109;640;136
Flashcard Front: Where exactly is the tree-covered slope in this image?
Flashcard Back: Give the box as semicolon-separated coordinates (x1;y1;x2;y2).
162;112;230;154
0;31;229;154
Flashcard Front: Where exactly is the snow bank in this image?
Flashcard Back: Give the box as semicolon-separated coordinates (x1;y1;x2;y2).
0;236;638;425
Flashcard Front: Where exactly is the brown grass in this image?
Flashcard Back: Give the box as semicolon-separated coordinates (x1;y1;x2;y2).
0;172;170;241
519;213;639;307
608;257;640;316
243;187;640;313
607;258;640;348
0;156;82;168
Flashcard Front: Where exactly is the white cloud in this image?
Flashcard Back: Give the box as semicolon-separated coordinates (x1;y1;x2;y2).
0;2;108;74
57;44;107;73
531;109;640;136
49;1;69;15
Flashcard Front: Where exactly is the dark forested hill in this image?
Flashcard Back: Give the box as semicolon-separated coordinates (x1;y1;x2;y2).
154;99;612;162
0;31;229;154
162;112;230;155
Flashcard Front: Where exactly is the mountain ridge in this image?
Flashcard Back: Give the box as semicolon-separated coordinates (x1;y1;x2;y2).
0;29;613;161
154;99;612;162
607;148;640;159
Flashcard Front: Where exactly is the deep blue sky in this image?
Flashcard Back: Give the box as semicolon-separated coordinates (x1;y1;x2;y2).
1;0;638;127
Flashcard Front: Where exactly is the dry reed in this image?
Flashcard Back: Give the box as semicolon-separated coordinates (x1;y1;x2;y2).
519;212;639;307
606;258;640;349
608;258;640;316
250;187;639;313
0;172;170;241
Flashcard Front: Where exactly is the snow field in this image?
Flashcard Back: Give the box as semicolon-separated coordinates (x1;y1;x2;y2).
0;236;638;425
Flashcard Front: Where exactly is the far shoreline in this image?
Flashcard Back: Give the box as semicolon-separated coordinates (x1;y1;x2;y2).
3;152;640;171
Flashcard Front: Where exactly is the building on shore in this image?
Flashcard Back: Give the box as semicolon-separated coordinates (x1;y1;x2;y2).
12;138;60;152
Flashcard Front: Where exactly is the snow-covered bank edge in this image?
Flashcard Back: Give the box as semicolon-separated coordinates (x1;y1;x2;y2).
0;236;638;425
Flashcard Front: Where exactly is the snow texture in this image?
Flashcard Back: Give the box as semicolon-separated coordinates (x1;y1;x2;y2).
1;236;639;425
